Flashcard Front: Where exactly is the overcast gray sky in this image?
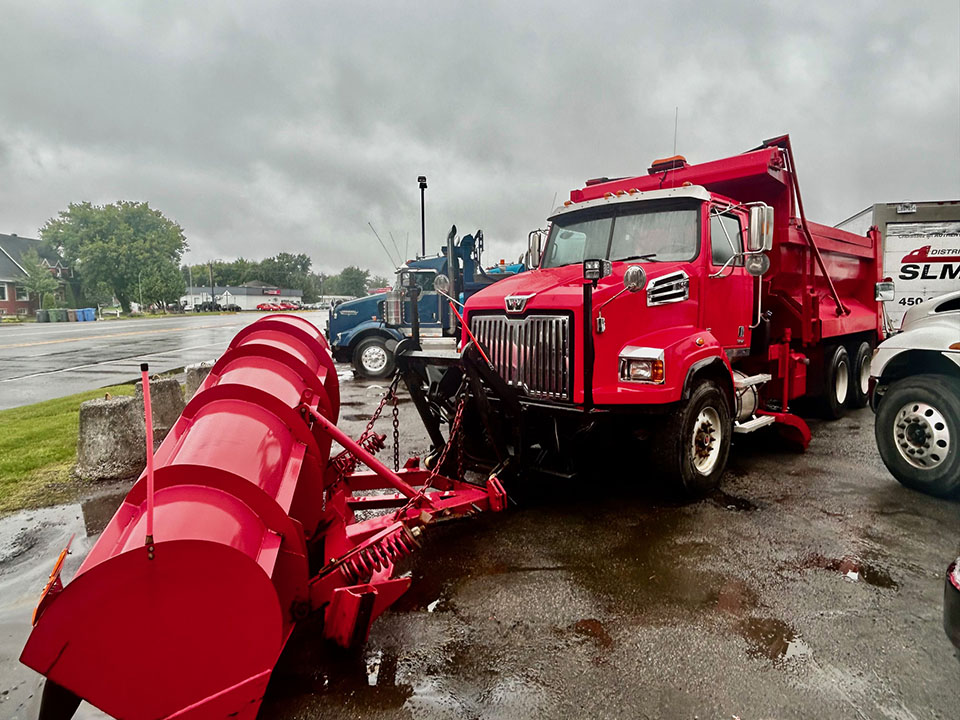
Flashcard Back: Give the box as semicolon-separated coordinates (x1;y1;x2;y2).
1;1;958;276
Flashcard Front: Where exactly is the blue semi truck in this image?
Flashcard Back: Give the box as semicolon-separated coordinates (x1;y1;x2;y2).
328;226;526;377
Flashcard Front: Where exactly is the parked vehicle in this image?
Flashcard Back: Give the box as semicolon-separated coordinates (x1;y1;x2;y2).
399;136;887;496
869;290;960;497
328;225;525;378
837;201;960;332
193;301;222;312
947;558;960;651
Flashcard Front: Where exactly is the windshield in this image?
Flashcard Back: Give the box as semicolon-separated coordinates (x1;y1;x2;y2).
541;202;700;268
396;269;437;292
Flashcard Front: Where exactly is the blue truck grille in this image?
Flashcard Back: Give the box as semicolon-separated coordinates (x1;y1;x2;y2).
470;313;572;401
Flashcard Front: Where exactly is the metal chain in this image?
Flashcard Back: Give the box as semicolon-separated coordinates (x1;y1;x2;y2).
392;392;400;472
358;372;401;446
392;390;467;519
331;371;402;480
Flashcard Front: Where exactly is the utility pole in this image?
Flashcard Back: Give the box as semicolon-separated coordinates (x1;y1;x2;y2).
138;270;143;312
418;175;427;258
208;262;214;310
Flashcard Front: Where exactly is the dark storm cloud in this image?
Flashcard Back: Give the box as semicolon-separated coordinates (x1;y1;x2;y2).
0;1;957;275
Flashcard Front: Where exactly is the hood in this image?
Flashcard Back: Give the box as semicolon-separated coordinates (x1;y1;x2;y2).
465;261;690;313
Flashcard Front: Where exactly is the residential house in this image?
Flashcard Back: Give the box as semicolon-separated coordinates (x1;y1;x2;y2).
0;233;70;316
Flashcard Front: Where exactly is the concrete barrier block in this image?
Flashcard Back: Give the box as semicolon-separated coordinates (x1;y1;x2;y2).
184;362;215;400
75;395;146;482
135;377;185;442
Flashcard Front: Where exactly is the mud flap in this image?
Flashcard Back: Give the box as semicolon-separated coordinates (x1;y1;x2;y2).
758;410;811;450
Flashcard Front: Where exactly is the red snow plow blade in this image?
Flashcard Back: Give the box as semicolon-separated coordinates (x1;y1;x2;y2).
21;315;504;720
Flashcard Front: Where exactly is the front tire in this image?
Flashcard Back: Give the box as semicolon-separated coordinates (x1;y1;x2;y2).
353;337;395;379
652;380;732;498
875;374;960;498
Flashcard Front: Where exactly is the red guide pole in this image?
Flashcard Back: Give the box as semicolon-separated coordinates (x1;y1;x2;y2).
449;301;492;366
140;362;155;552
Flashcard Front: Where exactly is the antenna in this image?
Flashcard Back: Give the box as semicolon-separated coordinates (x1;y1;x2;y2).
404;232;409;262
388;231;402;263
673;107;679;157
549;191;558;214
367;222;399;267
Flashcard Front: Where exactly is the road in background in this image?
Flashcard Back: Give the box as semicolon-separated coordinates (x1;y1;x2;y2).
0;311;329;410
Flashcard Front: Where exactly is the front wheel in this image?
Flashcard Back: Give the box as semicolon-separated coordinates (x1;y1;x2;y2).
651;380;732;498
875;374;960;498
353;337;395;379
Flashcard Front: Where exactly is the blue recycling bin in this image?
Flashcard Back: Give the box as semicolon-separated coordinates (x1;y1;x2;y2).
84;307;96;321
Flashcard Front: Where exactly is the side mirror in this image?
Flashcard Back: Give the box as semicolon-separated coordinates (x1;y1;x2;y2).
623;265;647;292
875;281;895;302
527;229;543;268
434;273;451;294
747;204;774;252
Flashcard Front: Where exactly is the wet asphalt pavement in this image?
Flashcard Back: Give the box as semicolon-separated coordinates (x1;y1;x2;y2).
1;368;959;719
0;312;330;410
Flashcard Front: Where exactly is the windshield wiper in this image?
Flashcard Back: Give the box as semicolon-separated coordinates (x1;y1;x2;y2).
614;253;657;262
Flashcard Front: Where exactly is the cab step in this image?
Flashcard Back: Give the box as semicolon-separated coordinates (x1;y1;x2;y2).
734;414;776;433
734;373;771;390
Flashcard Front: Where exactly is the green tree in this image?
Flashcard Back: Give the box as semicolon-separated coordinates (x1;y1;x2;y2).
19;249;58;309
40;201;188;312
367;275;390;292
326;266;369;297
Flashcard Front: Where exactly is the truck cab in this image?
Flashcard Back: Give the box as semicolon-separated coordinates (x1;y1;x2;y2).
328;228;524;378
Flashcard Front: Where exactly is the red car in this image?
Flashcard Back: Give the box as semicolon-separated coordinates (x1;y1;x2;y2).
256;302;282;311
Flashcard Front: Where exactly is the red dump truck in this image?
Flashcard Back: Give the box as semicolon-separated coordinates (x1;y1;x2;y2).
398;135;887;496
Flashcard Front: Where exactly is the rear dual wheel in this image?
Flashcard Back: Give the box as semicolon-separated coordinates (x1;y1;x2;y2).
820;345;851;419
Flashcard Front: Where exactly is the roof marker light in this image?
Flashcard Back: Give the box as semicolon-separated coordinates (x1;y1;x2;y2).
604;192;614;199
563;200;573;206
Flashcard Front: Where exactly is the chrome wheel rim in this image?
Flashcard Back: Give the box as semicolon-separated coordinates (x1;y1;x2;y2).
834;359;849;404
691;406;722;475
360;345;388;374
893;401;950;470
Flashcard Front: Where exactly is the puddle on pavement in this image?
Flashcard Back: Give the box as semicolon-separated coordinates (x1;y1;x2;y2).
265;622;414;713
738;617;811;662
573;618;613;648
793;553;899;589
709;489;758;512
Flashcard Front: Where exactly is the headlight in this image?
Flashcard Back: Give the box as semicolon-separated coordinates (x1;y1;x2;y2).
618;346;665;384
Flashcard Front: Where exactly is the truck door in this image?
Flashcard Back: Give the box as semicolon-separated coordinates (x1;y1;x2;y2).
700;207;753;350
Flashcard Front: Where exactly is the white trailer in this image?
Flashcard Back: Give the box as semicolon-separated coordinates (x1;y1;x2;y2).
837;201;960;330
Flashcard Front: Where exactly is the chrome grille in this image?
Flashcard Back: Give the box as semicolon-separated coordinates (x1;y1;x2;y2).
470;314;572;400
